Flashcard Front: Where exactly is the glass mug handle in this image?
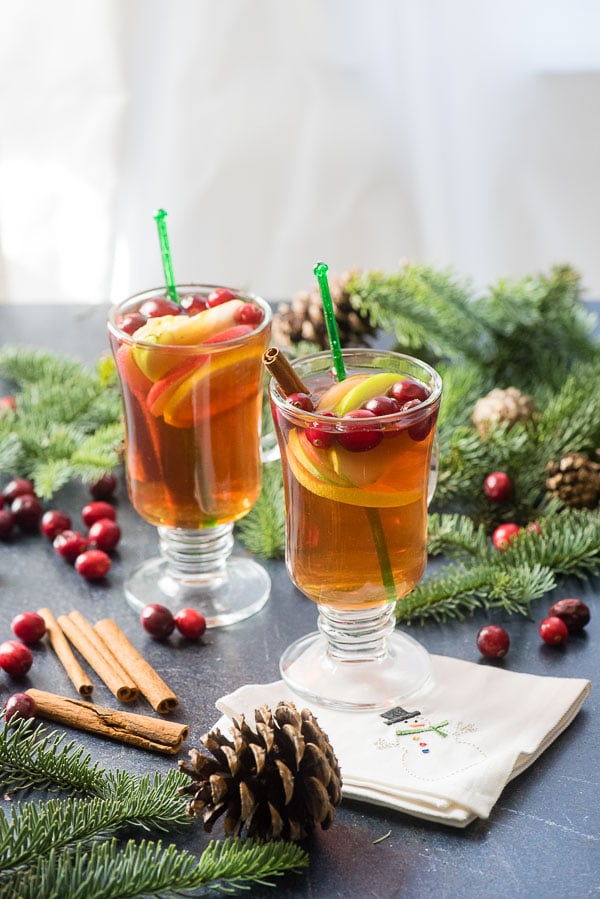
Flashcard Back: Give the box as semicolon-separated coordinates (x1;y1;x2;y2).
427;429;440;507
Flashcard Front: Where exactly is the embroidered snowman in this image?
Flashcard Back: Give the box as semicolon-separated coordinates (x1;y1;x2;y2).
374;706;488;782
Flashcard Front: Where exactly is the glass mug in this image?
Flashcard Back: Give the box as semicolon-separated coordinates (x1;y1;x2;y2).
108;284;272;626
270;348;442;710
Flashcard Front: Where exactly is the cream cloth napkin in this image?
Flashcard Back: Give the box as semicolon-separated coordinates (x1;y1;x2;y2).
215;654;590;828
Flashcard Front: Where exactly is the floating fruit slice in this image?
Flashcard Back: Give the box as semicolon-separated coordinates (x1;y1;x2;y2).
316;375;368;413
335;372;402;415
132;300;245;381
286;440;422;508
288;429;349;488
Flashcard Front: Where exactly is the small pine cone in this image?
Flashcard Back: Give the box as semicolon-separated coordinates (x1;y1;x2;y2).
178;702;342;841
472;387;535;437
545;452;600;508
271;268;377;349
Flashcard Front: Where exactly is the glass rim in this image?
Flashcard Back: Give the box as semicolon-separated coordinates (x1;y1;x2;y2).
107;283;272;349
269;347;442;427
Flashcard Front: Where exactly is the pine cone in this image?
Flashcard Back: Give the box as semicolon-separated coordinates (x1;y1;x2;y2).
178;702;342;841
472;387;535;437
271;268;377;349
545;451;600;508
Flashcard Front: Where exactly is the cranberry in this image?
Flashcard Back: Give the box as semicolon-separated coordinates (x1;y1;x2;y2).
118;312;147;335
548;598;590;634
11;494;43;531
286;393;315;412
88;518;121;552
476;624;510;658
174;608;207;640
492;523;521;550
53;529;89;562
82;501;116;528
75;549;111;580
207;287;237;307
527;521;542;535
539;616;569;645
4;692;37;722
484;471;513;503
12;611;46;643
0;510;15;540
0;395;16;415
337;410;383;452
88;473;118;500
139;297;182;318
233;302;264;326
0;640;33;677
3;478;35;503
305;422;334;449
140;603;175;639
364;395;401;416
407;406;437;442
388;379;429;405
181;294;208;314
41;509;72;540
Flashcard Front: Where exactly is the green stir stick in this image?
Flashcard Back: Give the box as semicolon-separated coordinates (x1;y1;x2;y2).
153;209;179;305
314;261;396;601
314;262;346;382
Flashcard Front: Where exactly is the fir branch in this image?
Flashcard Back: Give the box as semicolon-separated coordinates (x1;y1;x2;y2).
427;513;489;559
1;836;309;898
236;462;285;559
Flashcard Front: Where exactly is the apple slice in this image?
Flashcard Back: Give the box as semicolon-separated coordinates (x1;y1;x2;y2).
335;372;400;416
132;300;245;381
288;429;349;487
316;375;367;413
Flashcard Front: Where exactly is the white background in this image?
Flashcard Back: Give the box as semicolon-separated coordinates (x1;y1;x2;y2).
1;0;599;304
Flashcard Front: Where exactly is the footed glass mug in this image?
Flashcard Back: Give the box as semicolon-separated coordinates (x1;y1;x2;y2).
108;285;272;626
270;348;442;711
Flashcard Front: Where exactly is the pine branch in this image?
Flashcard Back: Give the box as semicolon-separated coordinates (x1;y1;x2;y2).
427;513;490;559
1;837;309;898
236;462;285;559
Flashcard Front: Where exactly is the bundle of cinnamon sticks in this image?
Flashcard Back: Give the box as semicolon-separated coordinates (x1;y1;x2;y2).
33;608;186;754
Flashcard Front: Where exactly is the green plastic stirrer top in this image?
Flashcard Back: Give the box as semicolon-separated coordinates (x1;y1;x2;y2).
314;261;346;381
153;209;179;304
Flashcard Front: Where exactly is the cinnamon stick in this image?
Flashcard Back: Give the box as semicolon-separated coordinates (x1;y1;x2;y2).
93;618;179;715
38;607;93;697
263;346;310;397
26;688;188;755
58;612;138;703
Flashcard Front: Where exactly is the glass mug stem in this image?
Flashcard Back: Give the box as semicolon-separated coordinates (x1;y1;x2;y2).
317;603;396;662
158;525;234;581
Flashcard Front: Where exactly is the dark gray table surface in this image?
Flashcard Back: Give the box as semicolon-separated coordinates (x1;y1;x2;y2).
0;304;598;898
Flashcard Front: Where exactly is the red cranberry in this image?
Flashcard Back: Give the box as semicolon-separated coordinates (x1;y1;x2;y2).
388;379;429;405
174;608;207;640
233;302;265;326
3;478;35;503
0;640;33;677
492;523;521;550
539;616;569;645
476;624;510;658
364;395;401;416
53;529;89;562
484;471;514;503
407;406;437;442
88;473;118;500
118;312;147;335
139;297;182;317
527;521;542;535
41;509;72;540
12;611;46;643
207;287;237;307
180;294;208;314
82;501;116;528
140;603;175;639
11;494;43;531
337;410;383;452
75;549;111;580
0;396;16;415
0;510;15;540
286;393;315;412
305;422;334;449
88;518;121;552
4;691;37;722
548;598;590;634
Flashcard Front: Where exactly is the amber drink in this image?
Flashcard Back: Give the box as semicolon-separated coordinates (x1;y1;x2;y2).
270;348;442;710
108;285;272;625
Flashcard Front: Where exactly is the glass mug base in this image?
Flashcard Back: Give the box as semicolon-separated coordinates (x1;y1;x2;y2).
280;607;432;712
124;524;270;627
